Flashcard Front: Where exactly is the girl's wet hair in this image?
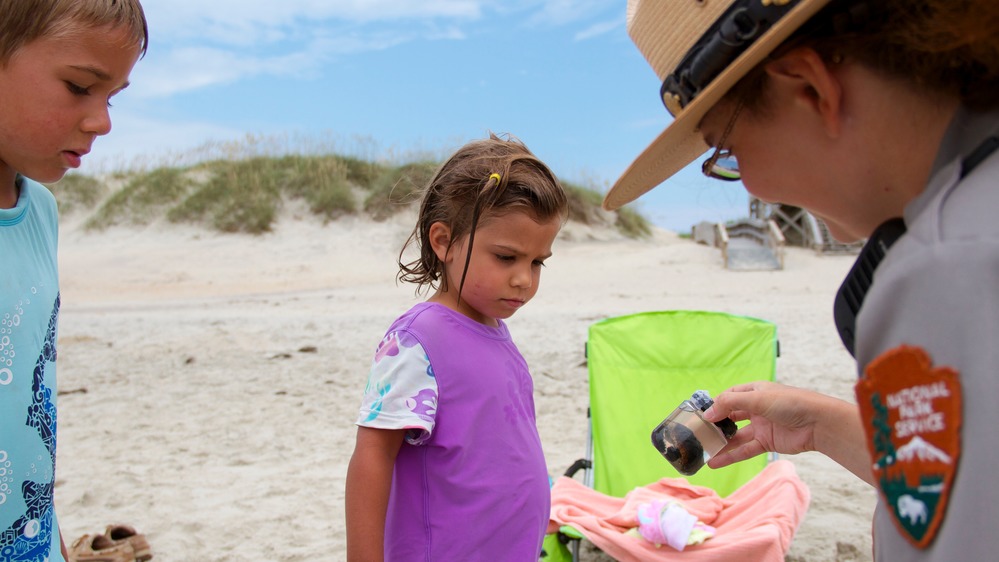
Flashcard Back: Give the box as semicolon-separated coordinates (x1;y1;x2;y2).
398;133;568;295
729;0;999;114
0;0;149;65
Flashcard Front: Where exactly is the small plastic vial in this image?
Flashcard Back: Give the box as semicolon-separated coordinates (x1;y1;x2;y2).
650;390;738;476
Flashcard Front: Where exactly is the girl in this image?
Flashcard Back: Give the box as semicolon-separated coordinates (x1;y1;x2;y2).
607;0;999;559
345;133;568;561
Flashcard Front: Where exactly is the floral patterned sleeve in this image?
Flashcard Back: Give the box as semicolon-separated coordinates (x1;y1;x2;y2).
356;330;438;445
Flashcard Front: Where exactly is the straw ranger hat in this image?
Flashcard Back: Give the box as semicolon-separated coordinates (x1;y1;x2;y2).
604;0;833;210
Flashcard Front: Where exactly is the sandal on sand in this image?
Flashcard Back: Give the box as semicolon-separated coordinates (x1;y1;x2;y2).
68;533;135;562
105;524;153;562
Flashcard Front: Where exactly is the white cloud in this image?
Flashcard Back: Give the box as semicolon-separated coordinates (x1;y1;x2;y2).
527;0;608;26
129;26;412;99
83;111;246;173
141;0;486;44
129;1;622;99
574;18;622;41
130;0;499;99
131;48;251;98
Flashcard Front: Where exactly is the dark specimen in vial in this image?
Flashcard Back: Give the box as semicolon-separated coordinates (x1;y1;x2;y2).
650;390;737;476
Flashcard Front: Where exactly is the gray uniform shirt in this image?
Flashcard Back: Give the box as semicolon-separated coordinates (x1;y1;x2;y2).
857;107;999;561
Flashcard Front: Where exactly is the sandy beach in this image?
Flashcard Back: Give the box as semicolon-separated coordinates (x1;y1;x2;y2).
53;208;877;561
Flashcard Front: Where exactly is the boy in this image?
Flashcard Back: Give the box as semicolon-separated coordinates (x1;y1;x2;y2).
0;2;147;560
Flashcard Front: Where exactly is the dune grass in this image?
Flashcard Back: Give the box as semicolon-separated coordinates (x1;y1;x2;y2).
48;138;651;237
45;173;107;216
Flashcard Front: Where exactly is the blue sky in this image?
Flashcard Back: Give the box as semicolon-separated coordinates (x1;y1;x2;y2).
88;0;751;232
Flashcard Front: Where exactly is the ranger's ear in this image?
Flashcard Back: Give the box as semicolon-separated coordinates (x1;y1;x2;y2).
765;46;844;138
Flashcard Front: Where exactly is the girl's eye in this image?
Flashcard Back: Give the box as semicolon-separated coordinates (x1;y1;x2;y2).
496;254;515;262
66;82;89;96
533;260;546;267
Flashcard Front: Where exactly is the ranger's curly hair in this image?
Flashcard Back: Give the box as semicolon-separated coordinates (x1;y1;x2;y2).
730;0;999;112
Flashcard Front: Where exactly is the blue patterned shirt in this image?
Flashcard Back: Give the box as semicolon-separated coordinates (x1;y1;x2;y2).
0;177;63;562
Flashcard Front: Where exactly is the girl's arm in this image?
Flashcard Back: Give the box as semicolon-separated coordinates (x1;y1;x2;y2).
345;426;406;562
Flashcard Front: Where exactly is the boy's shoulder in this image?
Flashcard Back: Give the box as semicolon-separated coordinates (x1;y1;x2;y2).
1;177;59;232
21;176;59;222
17;176;58;212
0;176;59;238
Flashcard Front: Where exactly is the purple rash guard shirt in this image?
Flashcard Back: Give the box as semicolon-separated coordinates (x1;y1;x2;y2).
356;302;550;561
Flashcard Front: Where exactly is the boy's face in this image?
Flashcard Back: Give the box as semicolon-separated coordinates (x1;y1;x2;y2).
0;24;141;194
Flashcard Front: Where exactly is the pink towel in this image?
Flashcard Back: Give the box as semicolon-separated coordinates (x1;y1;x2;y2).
548;459;810;562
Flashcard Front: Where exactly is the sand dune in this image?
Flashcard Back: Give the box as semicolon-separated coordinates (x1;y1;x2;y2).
54;212;876;561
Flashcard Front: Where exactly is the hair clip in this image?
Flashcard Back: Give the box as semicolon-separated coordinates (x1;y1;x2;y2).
488;173;502;184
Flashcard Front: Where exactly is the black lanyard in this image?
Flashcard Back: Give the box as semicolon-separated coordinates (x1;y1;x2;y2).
833;135;999;358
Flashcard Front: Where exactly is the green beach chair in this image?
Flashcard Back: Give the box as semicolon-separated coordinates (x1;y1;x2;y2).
552;310;780;560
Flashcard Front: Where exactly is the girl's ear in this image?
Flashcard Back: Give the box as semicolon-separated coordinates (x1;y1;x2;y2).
765;46;844;138
428;222;452;263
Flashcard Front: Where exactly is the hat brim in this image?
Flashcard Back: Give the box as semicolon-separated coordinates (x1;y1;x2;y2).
604;0;831;211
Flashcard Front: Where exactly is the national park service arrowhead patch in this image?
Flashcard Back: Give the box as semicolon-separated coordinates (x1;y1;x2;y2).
855;346;961;549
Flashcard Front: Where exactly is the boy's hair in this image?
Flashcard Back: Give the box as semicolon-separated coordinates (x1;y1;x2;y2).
398;133;568;294
0;0;149;65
